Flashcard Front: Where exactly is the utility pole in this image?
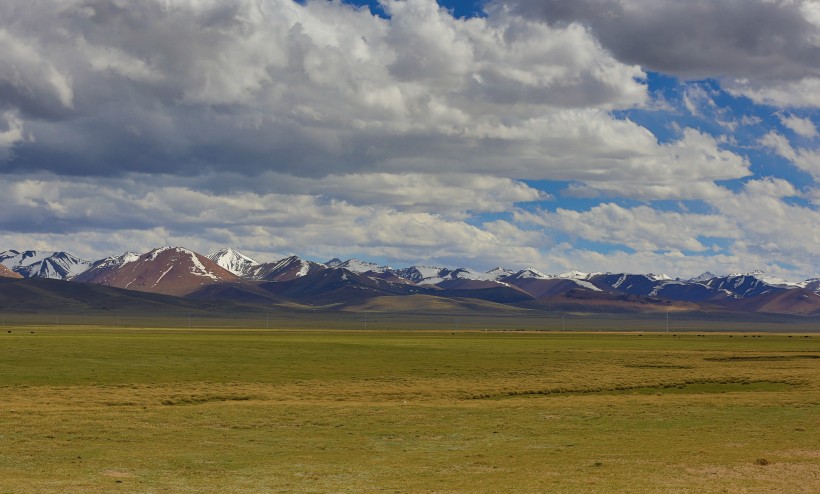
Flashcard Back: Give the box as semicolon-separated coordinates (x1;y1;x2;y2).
562;315;565;332
666;311;669;333
364;312;367;330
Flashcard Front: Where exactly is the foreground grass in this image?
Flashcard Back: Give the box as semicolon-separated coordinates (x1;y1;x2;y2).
0;328;818;493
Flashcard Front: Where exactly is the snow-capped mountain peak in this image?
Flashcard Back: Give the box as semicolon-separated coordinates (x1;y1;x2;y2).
329;258;391;274
208;248;259;277
486;266;515;279
722;270;802;288
506;267;551;280
396;265;450;284
73;246;239;296
689;272;718;283
747;271;802;288
85;251;139;271
245;255;326;281
0;249;91;280
558;270;594;280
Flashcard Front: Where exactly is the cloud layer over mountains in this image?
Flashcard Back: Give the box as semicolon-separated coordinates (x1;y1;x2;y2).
0;0;818;279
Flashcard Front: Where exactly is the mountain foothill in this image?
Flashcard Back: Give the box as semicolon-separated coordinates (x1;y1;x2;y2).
1;247;819;317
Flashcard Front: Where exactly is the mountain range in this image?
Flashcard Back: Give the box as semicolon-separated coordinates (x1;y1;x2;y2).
1;247;819;317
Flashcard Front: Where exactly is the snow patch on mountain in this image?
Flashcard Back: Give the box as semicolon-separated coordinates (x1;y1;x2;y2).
703;271;784;298
396;266;450;284
293;262;307;277
272;256;312;277
689;272;718;283
208;248;259;276
329;258;391;274
747;271;803;288
487;267;515;279
154;265;174;286
452;268;496;281
513;267;551;280
648;280;684;297
717;270;805;289
569;279;602;291
148;246;172;261
90;252;139;270
558;270;596;280
184;249;220;281
0;250;91;279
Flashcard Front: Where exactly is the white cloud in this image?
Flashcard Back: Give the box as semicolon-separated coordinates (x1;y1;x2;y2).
1;173;817;280
543;246;810;282
512;179;820;280
706;178;820;268
760;131;820;180
0;173;546;269
682;84;716;117
248;172;547;214
0;111;28;159
778;113;818;138
516;203;739;252
563;128;750;199
0;1;649;178
0;0;816;281
728;77;820;109
0;0;750;200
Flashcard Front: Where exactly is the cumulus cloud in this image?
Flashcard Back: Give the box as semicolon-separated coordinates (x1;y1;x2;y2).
0;0;816;280
760;131;820;180
513;179;820;279
726;77;820;108
706;179;820;269
778;113;818;138
545;246;803;281
0;0;751;199
497;0;820;107
1;171;817;278
0;1;754;192
563;128;749;200
516;203;739;253
0;0;652;179
0;172;546;268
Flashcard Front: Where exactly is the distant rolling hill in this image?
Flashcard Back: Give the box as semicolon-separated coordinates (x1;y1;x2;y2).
340;294;535;314
0;277;257;314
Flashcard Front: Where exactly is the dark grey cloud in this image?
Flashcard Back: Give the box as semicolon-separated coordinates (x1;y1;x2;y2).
495;0;820;81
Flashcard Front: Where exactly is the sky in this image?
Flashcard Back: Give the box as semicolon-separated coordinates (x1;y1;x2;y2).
1;0;819;280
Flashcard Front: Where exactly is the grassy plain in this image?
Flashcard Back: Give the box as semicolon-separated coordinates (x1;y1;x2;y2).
0;326;818;493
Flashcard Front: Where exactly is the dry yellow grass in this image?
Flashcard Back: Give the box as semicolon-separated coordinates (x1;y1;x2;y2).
0;328;818;493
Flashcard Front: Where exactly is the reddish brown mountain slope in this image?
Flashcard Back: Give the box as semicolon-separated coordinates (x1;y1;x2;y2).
0;264;22;278
73;247;245;296
733;288;820;316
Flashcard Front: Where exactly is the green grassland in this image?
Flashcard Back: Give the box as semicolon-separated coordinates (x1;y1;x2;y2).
1;327;818;493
